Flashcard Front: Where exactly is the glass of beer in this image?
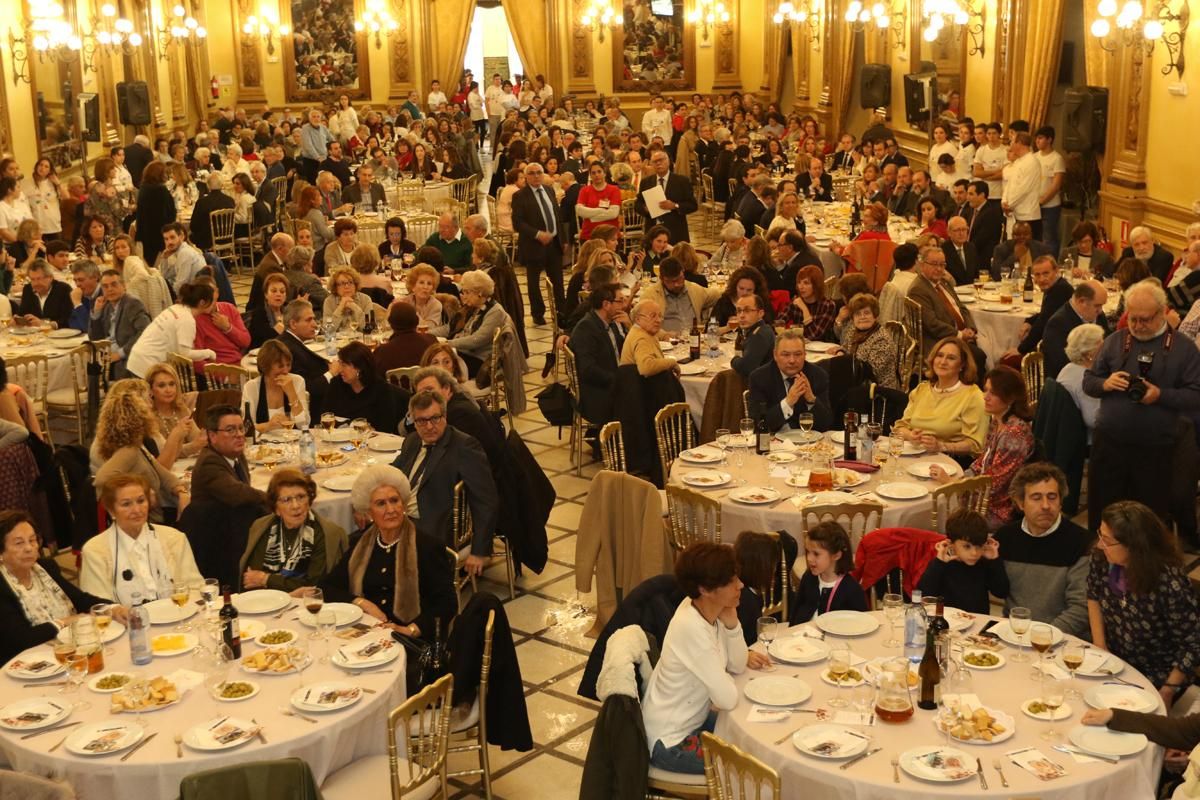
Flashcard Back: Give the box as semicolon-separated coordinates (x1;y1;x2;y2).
1061;641;1085;698
52;629;75;665
351;418;371;451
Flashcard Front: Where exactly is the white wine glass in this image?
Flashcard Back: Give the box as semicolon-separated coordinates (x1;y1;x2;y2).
882;593;904;648
797;412;814;439
1030;623;1053;679
1061;641;1085;698
91;603;114;656
1009;607;1031;663
317;608;338;664
828;647;851;708
714;428;731;466
1040;677;1067;741
756;617;777;661
171;580;191;634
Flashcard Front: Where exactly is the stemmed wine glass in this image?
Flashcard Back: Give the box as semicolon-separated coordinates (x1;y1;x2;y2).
171;579;192;634
62;653;91;710
737;417;753;471
350;418;371;453
797;413;814;441
882;593;904;648
756;617;777;663
91;603;114;656
125;678;150;728
1030;623;1053;678
317;609;338;664
303;588;324;639
1061;641;1085;698
1008;607;1032;662
714;428;731;467
827;647;851;708
1039;677;1068;741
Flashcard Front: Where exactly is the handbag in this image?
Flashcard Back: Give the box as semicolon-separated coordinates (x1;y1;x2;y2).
536;382;574;428
391;628;448;695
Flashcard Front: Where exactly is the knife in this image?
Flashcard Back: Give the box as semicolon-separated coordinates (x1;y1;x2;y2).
20;721;81;740
1053;744;1120;765
977;757;989;789
251;718;267;745
839;746;883;770
121;732;157;761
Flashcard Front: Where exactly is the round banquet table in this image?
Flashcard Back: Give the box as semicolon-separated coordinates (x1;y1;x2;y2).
667;444;967;536
715;612;1163;800
0;333;80;395
0;614;406;800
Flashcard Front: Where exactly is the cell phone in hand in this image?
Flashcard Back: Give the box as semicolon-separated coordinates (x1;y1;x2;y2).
978;619;1000;639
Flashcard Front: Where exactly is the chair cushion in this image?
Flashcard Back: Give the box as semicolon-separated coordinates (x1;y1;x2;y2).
450;698;480;733
321;754;439;800
647;765;709;787
658;489;669;518
44;389;80;407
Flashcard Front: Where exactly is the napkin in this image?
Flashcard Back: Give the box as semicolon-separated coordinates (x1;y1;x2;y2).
1035;662;1071;680
833;460;879;473
165;669;204;694
1063;749;1106;764
1007;746;1068;781
1080;649;1116;673
769;465;790;479
790;469;811;486
941;693;983;712
747;704;792;723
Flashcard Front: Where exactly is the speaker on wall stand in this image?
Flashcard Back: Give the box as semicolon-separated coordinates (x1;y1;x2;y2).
116;81;152;127
860;64;892;110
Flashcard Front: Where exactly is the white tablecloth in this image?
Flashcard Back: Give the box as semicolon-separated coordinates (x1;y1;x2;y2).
965;298;1036;367
384;182;451;214
0;617;405;799
715;612;1163;800
0;335;82;395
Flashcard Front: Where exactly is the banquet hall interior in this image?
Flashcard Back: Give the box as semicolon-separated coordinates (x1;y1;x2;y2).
0;0;1199;796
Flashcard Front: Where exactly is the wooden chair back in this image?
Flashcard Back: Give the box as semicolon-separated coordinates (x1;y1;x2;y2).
204;363;251;393
654;402;696;486
930;474;993;531
167;352;198;394
665;485;723;550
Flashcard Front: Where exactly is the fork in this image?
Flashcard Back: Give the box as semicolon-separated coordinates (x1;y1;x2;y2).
273;603;298;620
891;756;901;783
992;759;1009;788
280;707;319;724
174;733;183;759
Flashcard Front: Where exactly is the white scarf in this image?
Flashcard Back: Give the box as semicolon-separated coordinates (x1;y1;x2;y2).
2;562;73;627
108;524;175;606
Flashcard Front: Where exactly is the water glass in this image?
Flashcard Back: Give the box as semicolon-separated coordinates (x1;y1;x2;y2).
756;617;777;656
882;593;904;648
714;428;731;466
828;647;851;708
317;609;338;664
1040;677;1067;741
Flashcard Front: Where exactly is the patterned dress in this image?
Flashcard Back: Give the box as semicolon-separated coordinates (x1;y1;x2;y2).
1086;553;1200;687
837;320;901;390
970;415;1034;528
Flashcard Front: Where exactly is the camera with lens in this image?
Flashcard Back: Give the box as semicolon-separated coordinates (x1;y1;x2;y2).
1127;351;1155;402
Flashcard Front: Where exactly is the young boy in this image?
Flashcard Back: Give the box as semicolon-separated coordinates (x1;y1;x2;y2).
917;509;1010;614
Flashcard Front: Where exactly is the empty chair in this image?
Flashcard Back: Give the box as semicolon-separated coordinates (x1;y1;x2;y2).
654;402;696;486
701;731;780;800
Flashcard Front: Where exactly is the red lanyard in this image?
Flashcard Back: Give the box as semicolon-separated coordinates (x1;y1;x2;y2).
823;576;844;613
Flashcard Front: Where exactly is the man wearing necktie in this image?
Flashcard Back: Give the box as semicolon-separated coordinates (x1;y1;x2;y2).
635;150;698;245
511;162;566;326
568;282;629;430
906;244;989;370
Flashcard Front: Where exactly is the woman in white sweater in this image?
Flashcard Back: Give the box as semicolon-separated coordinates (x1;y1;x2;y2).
640;543;769;774
125;282;218;379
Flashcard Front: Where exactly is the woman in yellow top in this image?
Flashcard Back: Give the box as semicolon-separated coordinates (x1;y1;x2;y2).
619;299;680;378
893;336;987;461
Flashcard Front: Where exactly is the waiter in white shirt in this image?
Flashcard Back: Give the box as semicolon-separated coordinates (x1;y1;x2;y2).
1000;133;1042;240
641;95;672;145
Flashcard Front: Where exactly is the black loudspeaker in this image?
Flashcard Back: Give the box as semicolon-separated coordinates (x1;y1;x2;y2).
1058;42;1075;85
36;93;47;141
903;72;936;124
116;81;152;126
859;64;892;109
1062;86;1108;154
78;93;100;143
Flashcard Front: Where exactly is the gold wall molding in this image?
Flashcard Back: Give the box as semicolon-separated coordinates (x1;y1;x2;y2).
233;0;267;104
711;0;740;90
568;0;595;93
0;57;10;155
388;0;414;97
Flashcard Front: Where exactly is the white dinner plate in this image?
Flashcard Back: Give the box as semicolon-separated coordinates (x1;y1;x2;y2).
793;724;871;759
959;297;977;305
0;698;70;731
248;444;287;464
4;651;66;681
1084;683;1158;713
953;286;975;296
47;328;84;339
184;716;259;750
991;620;1064;648
321;474;356;492
367;433;406;452
814;611;880;637
150;633;198;657
7;326;43;335
778;430;823;445
743;676;812;707
873;482;929;500
332;637;401;669
322;428;356;443
680;470;732;489
979;303;1014;313
50;339;80;350
960;648;1005;669
253;628;298;648
677;362;707;376
791;489;852;505
826;430;845;444
215;680;261;702
906;461;962;479
764;451;798;464
933;705;1015;745
899;746;977;782
1020;698;1073;721
64;722;144;756
298;602;363;628
100;621;126;643
259;429;301;443
87;672;135;694
238;619;266;641
768;636;830;664
678;446;724;464
942;608;979;632
806;342;840;354
144;598;197;625
232;589;292;615
1058;649;1125;677
1067;725;1148;757
728;486;781;505
290;682;363;712
899;442;926;456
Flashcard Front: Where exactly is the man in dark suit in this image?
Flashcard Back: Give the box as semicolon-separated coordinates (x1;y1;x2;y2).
694;124;718;171
965;180;1004;276
765;230;822;296
912;170;952;217
189;173;235;252
1005;255;1075;362
942;216;982;286
950;179;973;223
511;162;566;326
122;135;154;188
411;367;506;465
829;134;857;173
734;176;769;228
342;164;387;211
391;391;498;577
88;269;151;379
635;150;697;244
887;166;918;219
795;157;834;202
277;300;332;417
991;222;1053;279
730;294;775;380
1040;280;1109;378
568;283;627;426
747;329;833;432
16;261;73;330
907;244;987;368
880;138;909;169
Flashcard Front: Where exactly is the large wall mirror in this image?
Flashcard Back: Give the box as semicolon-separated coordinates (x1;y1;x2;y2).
28;0;85;171
611;0;695;91
283;0;370;102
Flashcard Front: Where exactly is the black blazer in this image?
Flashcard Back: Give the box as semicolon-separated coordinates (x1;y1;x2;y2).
324;377;405;435
390;427;499;556
277;331;330;417
967;202;1005;276
796;172;834;202
942;240;982;287
247;306;283;349
747;361;833;432
0;559;112;665
1118;244;1174;283
189;190;235;251
788;570;868;624
730;321;775;380
17;281;73;329
887;187;918;219
734;192;767;228
135;183;177;267
123;143;153;187
1019;277;1074;355
511;184;564;267
1042;302;1111;379
569;310;623;425
635;172;697;244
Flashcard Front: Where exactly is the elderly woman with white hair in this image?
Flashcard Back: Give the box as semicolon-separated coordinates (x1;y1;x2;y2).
1057;323;1104;438
220;142;251;181
447;269;513;377
317;465;455;643
708;219;748;274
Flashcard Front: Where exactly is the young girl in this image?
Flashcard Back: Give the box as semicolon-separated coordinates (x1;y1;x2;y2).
790;521;867;622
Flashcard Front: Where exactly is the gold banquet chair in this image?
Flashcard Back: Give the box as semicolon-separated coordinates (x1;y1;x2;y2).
446;609;495;799
701;732;781;800
167;352;198;394
320;673;453;800
757;531;790;623
6;353;50;435
452;481;514;603
654;402;696;487
665;485;722;551
1021;350;1045;413
203;363;251;393
44;345;90;444
560;345;594;475
799;499;885;555
598;421;627;473
930;474;992;532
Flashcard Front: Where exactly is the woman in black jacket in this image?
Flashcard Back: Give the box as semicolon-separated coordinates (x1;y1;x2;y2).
134;161;177;268
322;341;405;434
0;510;124;665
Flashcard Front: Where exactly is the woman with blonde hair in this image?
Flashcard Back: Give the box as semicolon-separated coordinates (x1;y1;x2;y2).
893;336;988;462
566;238;615;313
242;339;309;434
143;362;204;466
166;162;198;219
112;234;172;318
323;267;373;331
92;379;189;523
349;243;393;300
402;263;444;332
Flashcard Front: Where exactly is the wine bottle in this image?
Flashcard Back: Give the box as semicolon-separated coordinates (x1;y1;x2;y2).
733;326;745;354
1022;264;1034;303
755;416;770;455
220;587;242;659
917;626;940;710
243;402;256;444
928;596;950;638
842;412;858;462
689;317;701;361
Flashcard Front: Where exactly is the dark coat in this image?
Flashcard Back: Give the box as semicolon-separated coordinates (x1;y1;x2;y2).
246;306;284;349
0;559;112;665
188;189;235;252
635;172;698;244
613;364;685;487
371;331;439;374
907;273;978;355
277;331;330;417
747;361;833;432
789;570;868;623
967;201;1005;274
495;428;552;574
942;240;982;287
323;377;406;435
1118;244;1174;283
17;281;73;329
730;321;775;380
88;295;151;364
734;192;767;229
581;695;650;800
1019;276;1074;355
570;310;623;424
123;143;153;188
511;184;565;268
1032;379;1087;516
797;172;834;202
135;183;177;267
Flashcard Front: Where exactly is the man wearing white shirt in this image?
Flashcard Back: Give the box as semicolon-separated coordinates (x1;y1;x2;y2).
426;80;448;113
1001;132;1042;240
1034;125;1067;254
484;74;504;145
972;122;1007;200
641;95;672;145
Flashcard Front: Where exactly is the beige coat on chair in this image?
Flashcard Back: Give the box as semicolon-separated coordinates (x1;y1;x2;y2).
575;471;675;635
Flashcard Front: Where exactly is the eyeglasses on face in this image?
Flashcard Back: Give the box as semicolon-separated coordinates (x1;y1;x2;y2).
215;426;246;436
413;414;445;427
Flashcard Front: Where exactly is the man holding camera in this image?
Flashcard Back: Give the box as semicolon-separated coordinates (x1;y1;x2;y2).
1083;281;1200;530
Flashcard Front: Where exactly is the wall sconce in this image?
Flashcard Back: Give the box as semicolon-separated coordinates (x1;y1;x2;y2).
1091;0;1190;77
353;0;397;49
774;0;822;45
921;0;985;56
157;4;207;60
8;0;83;84
92;3;143;57
844;0;906;49
580;0;622;42
688;0;730;43
242;5;289;56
